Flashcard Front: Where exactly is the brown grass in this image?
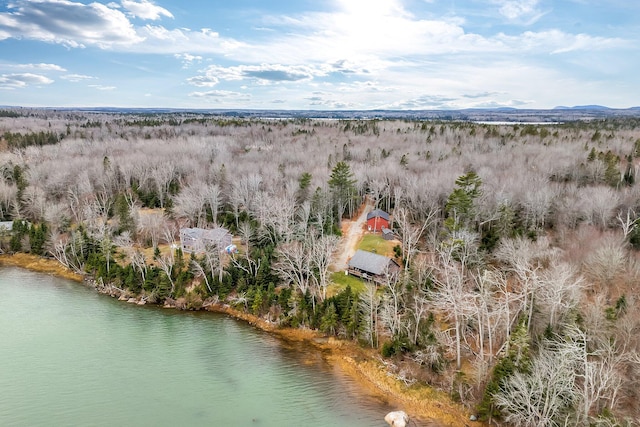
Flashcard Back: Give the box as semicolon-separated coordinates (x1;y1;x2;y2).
0;253;84;282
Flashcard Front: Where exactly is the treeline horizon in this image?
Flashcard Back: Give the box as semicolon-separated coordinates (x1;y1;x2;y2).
1;112;640;425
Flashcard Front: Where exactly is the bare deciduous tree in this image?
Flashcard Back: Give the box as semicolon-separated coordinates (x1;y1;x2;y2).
359;281;380;348
138;211;165;249
156;249;175;294
394;205;438;274
429;250;475;370
617;207;638;241
274;240;311;296
582;236;627;287
49;230;87;274
494;336;580;427
309;234;339;302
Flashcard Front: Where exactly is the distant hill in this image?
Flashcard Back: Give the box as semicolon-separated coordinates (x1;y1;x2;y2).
553;105;611;111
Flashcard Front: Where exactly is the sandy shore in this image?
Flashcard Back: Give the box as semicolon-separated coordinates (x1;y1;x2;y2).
0;253;481;426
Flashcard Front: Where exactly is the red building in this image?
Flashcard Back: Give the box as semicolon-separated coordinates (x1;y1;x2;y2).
366;209;390;232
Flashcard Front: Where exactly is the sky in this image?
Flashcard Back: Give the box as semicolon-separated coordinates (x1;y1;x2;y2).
0;0;638;110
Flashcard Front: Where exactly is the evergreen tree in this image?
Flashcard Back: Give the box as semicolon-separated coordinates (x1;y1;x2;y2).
114;193;135;234
328;161;358;223
252;289;263;315
296;172;312;203
29;222;47;256
320;303;338;335
445;171;482;231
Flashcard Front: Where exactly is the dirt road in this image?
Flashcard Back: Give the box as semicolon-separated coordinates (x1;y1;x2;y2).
331;200;373;271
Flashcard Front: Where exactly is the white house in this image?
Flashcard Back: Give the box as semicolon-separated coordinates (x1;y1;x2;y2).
179;227;232;254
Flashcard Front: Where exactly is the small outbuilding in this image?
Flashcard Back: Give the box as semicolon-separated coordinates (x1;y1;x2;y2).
381;227;396;241
348;249;400;283
367;209;390;232
179;227;232;254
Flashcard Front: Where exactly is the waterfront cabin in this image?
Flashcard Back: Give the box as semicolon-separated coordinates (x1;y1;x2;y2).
348;249;400;284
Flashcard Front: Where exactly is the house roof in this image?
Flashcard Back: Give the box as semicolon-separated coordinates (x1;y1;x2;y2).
181;227;231;242
348;250;397;276
367;209;390;221
0;221;12;231
382;227;394;235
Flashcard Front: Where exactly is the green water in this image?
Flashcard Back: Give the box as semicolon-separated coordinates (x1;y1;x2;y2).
0;267;394;426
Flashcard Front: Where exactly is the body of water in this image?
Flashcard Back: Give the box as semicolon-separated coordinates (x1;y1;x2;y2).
0;267;395;426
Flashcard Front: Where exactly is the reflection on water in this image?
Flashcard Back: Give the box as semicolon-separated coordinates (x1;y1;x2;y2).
0;266;405;426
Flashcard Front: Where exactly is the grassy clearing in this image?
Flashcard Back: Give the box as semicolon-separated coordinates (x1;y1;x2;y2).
357;233;397;257
328;271;366;295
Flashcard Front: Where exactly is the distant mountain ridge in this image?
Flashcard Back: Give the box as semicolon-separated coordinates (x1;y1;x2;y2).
553;105;611;110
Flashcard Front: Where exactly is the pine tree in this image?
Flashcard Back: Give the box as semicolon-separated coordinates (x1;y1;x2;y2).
445;171;482;231
328;161;357;223
320;303;338;335
296;172;312;203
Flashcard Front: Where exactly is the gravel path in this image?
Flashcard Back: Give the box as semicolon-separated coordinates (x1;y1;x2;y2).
331;200;373;271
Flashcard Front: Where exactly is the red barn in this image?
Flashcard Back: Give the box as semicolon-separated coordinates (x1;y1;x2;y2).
367;209;390;232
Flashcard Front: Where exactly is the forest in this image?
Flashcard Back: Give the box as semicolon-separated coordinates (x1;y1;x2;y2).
1;109;640;426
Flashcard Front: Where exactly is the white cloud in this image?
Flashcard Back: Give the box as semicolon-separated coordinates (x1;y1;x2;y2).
175;53;202;69
188;64;318;87
496;30;628;54
12;63;67;71
334;80;395;93
462;91;501;99
189;90;250;101
248;8;479;72
61;74;96;82
0;0;622;64
0;1;242;54
186;75;219;87
0;73;54;89
0;0;142;48
89;84;116;91
494;0;541;20
127;25;245;54
256;5;485;63
266;1;628;68
121;0;173;20
304;94;355;109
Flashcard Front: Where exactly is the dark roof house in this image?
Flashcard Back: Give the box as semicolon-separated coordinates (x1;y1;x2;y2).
367;209;390;222
348;249;400;283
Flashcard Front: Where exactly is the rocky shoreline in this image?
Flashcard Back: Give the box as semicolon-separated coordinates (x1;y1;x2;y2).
0;253;480;427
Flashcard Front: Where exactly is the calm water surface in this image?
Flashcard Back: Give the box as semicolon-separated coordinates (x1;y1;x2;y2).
0;267;396;426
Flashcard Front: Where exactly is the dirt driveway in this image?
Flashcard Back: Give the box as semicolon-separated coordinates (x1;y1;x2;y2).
331;200;373;271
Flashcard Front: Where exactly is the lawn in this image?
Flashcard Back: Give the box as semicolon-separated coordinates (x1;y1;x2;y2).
357;233;397;258
328;271;367;296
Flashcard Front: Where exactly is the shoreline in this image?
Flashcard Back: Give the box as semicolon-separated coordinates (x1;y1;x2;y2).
0;253;480;427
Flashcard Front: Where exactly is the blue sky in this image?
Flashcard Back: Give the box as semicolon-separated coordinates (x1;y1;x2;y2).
0;0;638;109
